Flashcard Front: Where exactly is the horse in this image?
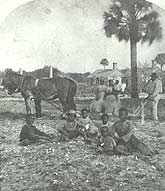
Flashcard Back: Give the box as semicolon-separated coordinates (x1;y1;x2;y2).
1;70;77;117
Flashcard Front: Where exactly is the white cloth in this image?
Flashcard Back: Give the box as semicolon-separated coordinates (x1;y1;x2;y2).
121;83;126;92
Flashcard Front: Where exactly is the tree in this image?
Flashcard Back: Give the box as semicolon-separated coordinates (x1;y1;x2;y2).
154;53;165;71
103;0;162;98
100;58;109;70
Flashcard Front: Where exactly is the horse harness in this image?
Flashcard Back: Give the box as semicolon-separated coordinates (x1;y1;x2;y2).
34;78;39;87
16;75;40;93
15;75;25;92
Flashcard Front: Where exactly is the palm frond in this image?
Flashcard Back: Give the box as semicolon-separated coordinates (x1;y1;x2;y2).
141;20;162;45
103;0;162;45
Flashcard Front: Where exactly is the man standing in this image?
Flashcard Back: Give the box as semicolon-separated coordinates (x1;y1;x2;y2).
148;73;162;122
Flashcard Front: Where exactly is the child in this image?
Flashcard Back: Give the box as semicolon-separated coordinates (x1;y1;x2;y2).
20;114;51;146
79;108;99;144
58;110;82;142
112;107;153;156
97;113;116;154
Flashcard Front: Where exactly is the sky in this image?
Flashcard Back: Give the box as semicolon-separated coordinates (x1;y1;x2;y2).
0;0;164;73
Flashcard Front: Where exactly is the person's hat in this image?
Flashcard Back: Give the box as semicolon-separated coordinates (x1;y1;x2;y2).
100;113;109;120
151;72;158;78
25;114;35;122
66;110;77;116
88;126;98;137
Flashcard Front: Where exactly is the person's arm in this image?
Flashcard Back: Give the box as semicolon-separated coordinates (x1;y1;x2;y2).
120;121;134;142
109;122;119;139
114;85;121;94
59;123;70;134
150;79;162;98
20;125;28;141
34;126;50;138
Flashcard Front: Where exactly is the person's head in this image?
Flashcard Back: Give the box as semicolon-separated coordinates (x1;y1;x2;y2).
100;113;109;124
100;79;104;85
109;79;113;86
67;110;77;122
88;127;98;138
100;125;109;137
115;80;119;85
118;107;128;122
151;72;158;81
81;108;89;119
25;114;35;125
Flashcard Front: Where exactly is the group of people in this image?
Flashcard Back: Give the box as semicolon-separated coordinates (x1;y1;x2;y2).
90;79;122;117
91;72;163;123
19;72;163;157
19;107;153;156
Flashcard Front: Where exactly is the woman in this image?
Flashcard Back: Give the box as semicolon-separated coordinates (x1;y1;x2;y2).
103;79;118;116
90;79;106;115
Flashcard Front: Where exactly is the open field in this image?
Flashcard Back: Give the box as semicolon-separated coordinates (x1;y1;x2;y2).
0;97;165;191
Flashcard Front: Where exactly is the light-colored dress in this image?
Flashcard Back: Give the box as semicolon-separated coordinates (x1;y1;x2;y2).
90;85;106;114
103;86;118;116
114;83;121;109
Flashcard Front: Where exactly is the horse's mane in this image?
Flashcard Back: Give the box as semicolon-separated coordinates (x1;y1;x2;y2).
5;69;76;84
5;69;21;77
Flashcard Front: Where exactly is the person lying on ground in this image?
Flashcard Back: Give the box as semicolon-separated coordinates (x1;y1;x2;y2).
96;113;116;154
19;114;51;146
111;107;153;156
78;108;99;144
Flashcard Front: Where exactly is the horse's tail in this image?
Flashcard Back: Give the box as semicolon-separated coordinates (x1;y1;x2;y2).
67;79;77;110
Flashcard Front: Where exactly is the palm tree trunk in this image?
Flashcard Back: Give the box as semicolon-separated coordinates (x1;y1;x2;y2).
130;38;138;98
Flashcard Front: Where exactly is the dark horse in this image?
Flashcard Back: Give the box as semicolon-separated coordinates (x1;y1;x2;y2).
1;70;77;117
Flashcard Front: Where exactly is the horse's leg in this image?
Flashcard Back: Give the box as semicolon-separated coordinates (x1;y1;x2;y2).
58;97;69;113
34;98;42;118
47;99;63;111
24;97;32;114
68;97;76;110
66;82;77;110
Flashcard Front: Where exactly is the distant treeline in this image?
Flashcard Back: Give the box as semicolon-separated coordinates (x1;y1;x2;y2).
67;72;91;83
25;66;62;78
0;66;91;83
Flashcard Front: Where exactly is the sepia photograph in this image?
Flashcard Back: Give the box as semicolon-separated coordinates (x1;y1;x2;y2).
0;0;165;190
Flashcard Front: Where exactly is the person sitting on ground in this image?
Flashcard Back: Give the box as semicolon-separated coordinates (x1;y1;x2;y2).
58;110;83;142
111;107;153;156
19;114;51;146
78;108;99;144
96;113;116;154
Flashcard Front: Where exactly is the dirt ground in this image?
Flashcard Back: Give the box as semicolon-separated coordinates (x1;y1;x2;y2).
0;98;165;191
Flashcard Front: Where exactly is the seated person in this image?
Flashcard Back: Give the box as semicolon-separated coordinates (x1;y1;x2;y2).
97;125;116;155
99;113;113;132
111;107;153;156
79;108;99;144
58;110;83;142
20;114;51;146
96;113;116;154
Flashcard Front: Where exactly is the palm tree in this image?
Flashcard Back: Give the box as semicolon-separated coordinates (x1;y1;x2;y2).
103;0;162;98
154;53;165;71
100;58;109;70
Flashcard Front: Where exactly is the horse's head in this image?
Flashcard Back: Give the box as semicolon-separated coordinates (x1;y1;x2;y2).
1;70;19;95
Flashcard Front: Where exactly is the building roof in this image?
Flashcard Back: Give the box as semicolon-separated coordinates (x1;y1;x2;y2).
87;68;123;78
88;66;163;79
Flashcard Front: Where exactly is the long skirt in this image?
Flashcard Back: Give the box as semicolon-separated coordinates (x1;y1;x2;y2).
103;95;118;116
